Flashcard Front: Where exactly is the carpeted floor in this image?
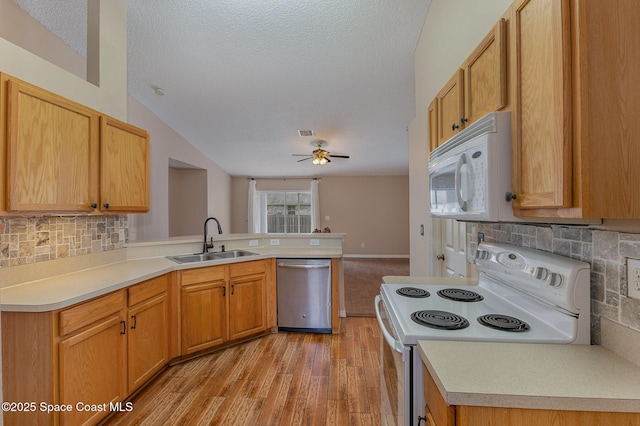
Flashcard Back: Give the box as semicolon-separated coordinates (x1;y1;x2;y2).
343;258;410;317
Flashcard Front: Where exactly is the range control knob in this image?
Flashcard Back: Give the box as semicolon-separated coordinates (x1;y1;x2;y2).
533;267;550;280
549;273;563;288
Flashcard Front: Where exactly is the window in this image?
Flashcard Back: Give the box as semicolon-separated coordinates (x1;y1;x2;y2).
260;191;312;233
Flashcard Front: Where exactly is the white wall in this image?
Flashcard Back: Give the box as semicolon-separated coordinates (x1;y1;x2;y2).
408;0;512;275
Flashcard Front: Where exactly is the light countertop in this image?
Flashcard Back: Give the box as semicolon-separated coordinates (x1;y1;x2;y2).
0;236;344;312
417;339;640;413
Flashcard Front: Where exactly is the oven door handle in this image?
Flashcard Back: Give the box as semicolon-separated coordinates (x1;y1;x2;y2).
374;295;404;353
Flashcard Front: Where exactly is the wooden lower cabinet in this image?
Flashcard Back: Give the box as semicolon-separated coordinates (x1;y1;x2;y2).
424;368;640;426
181;280;228;354
127;277;169;392
179;260;270;355
59;313;127;426
2;275;169;426
229;273;267;340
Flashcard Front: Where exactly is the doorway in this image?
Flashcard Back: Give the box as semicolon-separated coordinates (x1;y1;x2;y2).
168;159;207;237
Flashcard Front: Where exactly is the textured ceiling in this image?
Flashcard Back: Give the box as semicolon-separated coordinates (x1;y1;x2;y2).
13;0;431;177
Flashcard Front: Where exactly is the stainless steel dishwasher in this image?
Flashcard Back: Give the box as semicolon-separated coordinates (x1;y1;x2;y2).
276;258;332;333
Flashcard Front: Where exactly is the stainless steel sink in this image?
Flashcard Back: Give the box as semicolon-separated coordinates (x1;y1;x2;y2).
167;250;258;264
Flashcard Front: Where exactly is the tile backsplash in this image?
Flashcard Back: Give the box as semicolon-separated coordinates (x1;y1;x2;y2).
467;223;640;344
0;215;128;267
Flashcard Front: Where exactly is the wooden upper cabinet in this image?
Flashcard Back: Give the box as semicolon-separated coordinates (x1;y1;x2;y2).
3;75;99;212
510;0;572;211
100;116;150;213
508;0;640;218
427;98;439;155
464;18;507;125
436;70;465;145
433;19;507;151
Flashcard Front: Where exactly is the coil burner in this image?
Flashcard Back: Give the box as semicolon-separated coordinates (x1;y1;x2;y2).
396;287;430;298
410;310;469;330
437;288;484;302
477;314;530;332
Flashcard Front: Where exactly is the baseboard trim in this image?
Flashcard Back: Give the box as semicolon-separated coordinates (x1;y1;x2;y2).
343;254;410;259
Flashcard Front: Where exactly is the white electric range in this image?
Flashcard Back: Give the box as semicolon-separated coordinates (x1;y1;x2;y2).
375;242;591;426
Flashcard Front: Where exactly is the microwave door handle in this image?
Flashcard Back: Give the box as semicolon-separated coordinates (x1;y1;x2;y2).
374;295;404;353
455;153;468;211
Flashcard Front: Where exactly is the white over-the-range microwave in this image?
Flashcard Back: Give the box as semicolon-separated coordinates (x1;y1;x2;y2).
428;111;518;222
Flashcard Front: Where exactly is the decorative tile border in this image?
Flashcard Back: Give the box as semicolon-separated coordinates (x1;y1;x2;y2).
467;223;640;344
0;216;128;267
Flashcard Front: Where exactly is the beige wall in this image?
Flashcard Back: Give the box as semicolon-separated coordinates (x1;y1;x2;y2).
231;176;409;256
408;0;512;275
169;168;208;237
0;0;232;241
0;0;127;119
127;97;231;240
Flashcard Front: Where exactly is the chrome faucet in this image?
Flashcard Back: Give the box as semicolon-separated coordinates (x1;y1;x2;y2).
203;217;223;253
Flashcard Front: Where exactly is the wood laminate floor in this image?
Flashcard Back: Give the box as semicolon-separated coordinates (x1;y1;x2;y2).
105;317;382;426
344;258;410;317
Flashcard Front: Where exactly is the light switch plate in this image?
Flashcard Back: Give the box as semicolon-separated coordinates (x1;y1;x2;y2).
270;239;280;246
627;258;640;300
249;239;259;247
310;239;320;246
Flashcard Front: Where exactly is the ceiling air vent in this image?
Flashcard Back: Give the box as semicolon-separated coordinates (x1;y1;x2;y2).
298;130;314;137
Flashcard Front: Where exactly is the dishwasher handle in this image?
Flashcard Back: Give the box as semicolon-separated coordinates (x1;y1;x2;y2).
277;262;330;269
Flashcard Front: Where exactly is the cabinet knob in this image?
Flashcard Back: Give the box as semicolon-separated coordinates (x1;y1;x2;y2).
103;203;110;209
505;192;517;202
461;117;469;123
91;203;98;209
451;123;459;131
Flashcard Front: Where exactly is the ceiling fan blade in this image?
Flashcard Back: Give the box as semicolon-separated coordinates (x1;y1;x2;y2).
297;157;312;162
329;155;350;159
292;154;311;156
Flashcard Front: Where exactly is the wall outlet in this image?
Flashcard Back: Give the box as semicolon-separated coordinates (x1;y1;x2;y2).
627;258;640;300
270;239;280;246
249;239;259;247
310;239;320;246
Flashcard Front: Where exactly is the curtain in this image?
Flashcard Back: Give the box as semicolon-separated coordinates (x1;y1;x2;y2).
247;179;260;233
310;179;320;231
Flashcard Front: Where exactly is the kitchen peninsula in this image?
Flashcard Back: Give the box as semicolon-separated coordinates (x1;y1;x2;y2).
1;233;345;425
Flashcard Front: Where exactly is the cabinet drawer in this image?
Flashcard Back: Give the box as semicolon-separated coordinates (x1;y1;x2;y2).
230;260;265;278
128;274;168;306
59;290;125;336
180;265;226;286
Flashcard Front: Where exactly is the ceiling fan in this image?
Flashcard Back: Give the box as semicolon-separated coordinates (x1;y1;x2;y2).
292;140;350;165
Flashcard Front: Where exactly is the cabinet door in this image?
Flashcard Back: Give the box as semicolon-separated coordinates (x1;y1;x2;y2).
181;281;227;354
436;70;464;145
59;314;126;425
464;18;507;125
229;273;267;340
510;0;572;210
128;293;168;392
427;98;439;155
100;116;150;212
5;78;99;212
